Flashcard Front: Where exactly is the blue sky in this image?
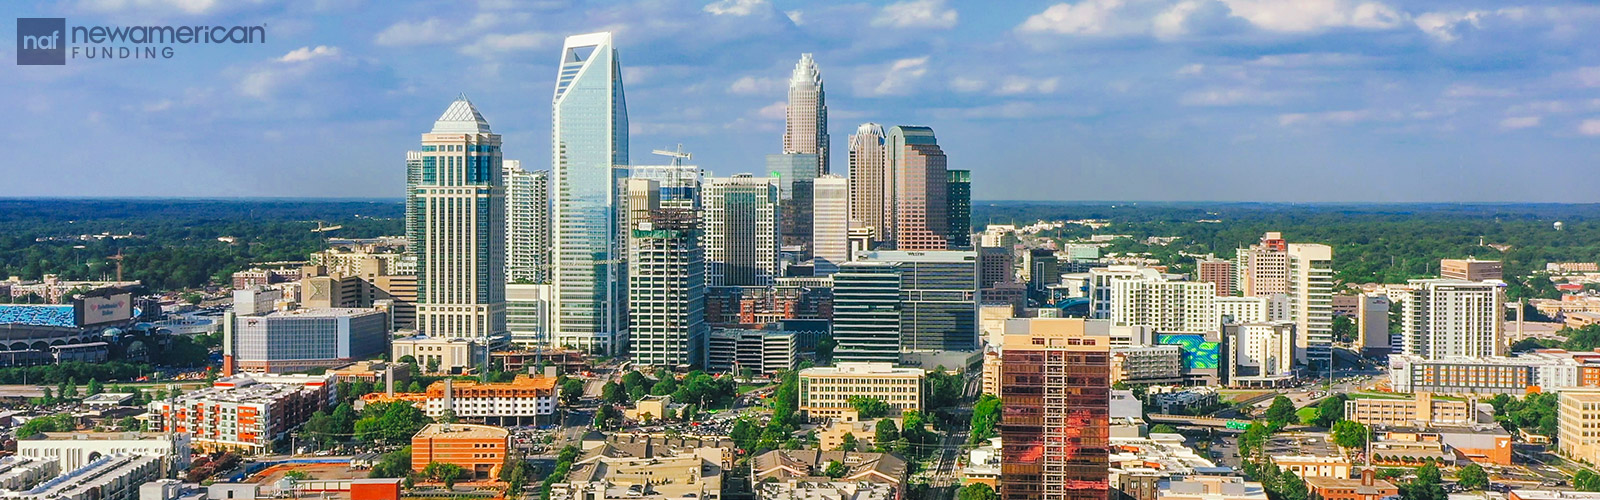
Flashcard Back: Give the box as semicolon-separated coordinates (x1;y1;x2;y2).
4;0;1600;202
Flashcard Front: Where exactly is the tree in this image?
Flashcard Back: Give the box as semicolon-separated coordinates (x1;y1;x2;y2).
1264;396;1297;424
182;292;203;305
731;418;760;451
1331;314;1356;343
824;460;846;478
1401;463;1447;500
1455;463;1489;491
1315;395;1348;428
924;368;965;410
1575;469;1600;492
681;403;699;422
1331;420;1369;449
874;419;899;449
86;378;103;396
968;394;1002;444
958;483;997;500
839;433;858;452
651;376;678;396
1149;424;1180;435
561;379;585;405
406;381;423;393
423;462;466;489
426;357;441;373
601;381;627;404
368;447;412;479
353;402;430;445
848;396;892;419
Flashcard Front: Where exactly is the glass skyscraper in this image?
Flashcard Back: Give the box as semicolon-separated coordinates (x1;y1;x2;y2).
414;96;507;346
552;32;629;354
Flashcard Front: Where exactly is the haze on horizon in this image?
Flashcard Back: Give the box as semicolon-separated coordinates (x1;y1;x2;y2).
4;0;1599;203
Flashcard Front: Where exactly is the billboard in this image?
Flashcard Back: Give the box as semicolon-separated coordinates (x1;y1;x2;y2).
1158;333;1220;370
75;290;134;327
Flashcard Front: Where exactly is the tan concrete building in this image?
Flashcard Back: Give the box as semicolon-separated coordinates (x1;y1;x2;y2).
798;362;924;420
1271;455;1351;480
1440;258;1503;282
1559;390;1600;464
1343;393;1480;428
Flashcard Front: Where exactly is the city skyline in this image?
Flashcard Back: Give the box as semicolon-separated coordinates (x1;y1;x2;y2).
6;0;1600;202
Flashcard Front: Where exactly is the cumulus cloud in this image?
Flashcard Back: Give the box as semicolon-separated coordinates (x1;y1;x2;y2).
77;0;223;15
995;76;1060;95
1019;0;1404;38
1414;11;1484;42
703;0;769;16
785;9;804;24
1221;0;1405;32
1499;116;1541;130
950;77;986;93
459;32;552;57
1182;87;1293;106
1176;63;1206;76
1017;0;1137;36
756;101;787;120
1581;119;1600;136
873;0;958;29
1576;67;1600;88
873;57;929;96
728;76;785;96
278;45;341;63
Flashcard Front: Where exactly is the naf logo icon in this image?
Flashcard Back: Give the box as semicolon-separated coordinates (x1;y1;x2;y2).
17;18;67;65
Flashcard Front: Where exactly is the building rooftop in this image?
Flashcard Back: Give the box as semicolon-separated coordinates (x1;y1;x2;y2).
1302;476;1397;495
259;307;384;318
1111;434;1230;477
413;423;509;441
0;305;75;327
800;362;924;377
81;393;134;405
430;96;492;134
23;431;175;442
751;450;907;485
756;480;895;500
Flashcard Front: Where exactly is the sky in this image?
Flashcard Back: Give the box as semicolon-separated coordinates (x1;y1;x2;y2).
4;0;1600;202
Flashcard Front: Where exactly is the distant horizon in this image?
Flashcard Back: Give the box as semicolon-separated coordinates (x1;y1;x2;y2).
4;196;1600;207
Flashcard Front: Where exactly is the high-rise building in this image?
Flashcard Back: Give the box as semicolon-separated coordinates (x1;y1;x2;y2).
1108;277;1218;334
847;123;888;246
1559;390;1600;465
812;175;850;275
1288;243;1334;366
505;161;550;284
414;96;507;346
886;126;948;251
405;151;424;259
769;153;819;255
703;174;779;287
1197;258;1234;297
1238;232;1289;297
552;32;629;354
832;262;901;363
998;318;1111;500
1355;293;1391;356
506;283;552;349
857;250;980;353
784;53;828;174
979;246;1015;289
630;163;703;209
946;169;971;249
1440;258;1503;281
1395;279;1504;359
628;209;707;369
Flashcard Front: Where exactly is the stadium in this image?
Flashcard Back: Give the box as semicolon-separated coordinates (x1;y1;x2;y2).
0;287;136;367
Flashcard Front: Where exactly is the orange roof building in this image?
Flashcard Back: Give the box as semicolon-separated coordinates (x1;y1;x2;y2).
422;375;559;426
411;423;510;481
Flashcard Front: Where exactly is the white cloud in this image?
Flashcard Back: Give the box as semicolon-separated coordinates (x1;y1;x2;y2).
1153;0;1206;38
1277;109;1384;126
375;18;461;46
142;100;174;112
1221;0;1405;32
459;32;551;57
756;101;787;120
1176;63;1206;76
1444;84;1516;99
1017;0;1130;35
1576;67;1600;88
950;77;986;93
703;0;768;16
1414;11;1483;42
785;9;804;24
1499;116;1541;130
870;57;930;96
77;0;224;15
728;76;784;96
1181;87;1291;106
1581;119;1600;136
873;0;958;29
995;76;1060;95
278;45;340;63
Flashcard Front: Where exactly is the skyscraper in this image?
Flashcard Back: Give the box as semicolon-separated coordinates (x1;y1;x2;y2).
832;261;901;363
769;153;819;256
856;250;980;353
405;151;424;262
847;123;888;247
812;175;850;275
1395;279;1504;359
785;53;828;174
628;209;707;369
887;126;948;251
946;169;971;249
552;32;629;354
414;96;507;346
631;162;702;210
1287;243;1334;366
1198;258;1235;297
999;318;1111;500
504;160;550;284
703;174;779;287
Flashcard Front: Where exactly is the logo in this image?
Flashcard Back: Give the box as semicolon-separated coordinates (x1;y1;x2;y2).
17;18;66;65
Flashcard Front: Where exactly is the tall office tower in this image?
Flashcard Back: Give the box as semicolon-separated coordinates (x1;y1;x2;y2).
628;209;707;369
946;169;971;249
857;250;980;353
812;175;850;275
405;151;424;260
505;161;551;284
703;174;779;287
1355;293;1392;356
1029;249;1061;294
1288;243;1334;366
1197;258;1234;296
632;162;702;209
769;153;820;255
1440;258;1503;281
832;261;902;363
1108;277;1218;334
1395;279;1504;359
979;246;1015;288
847;123;888;246
785;53;828;174
414;96;507;345
552;32;629;354
1239;232;1289;297
998;318;1112;500
886;126;949;251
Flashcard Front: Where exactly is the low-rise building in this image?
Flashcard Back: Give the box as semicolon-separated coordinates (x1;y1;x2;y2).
3;454;161;500
1343;392;1486;428
1303;468;1398;500
798;363;924;420
0;455;60;491
1270;455;1350;480
707;328;798;375
626;395;673;423
410;423;510;480
1148;386;1220;414
961;437;1000;487
751;450;908;493
390;335;485;375
754;480;895;500
82;393;134;409
423;375;558;426
1110;345;1183;385
1110;434;1232;500
1158;476;1268;500
147;374;332;453
817;409;901;451
554;453;723;500
1374;426;1513;465
222;307;390;375
17;431;191;477
1387;350;1600;395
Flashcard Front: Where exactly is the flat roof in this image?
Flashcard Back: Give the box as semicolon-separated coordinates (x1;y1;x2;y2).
0;305;76;327
414;423;509;440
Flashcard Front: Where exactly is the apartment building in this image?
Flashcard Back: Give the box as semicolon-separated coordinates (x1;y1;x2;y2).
147;374;332;453
798;362;925;420
422;375;558;426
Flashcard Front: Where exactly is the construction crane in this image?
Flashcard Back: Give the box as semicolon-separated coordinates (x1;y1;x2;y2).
311;221;343;233
106;251;125;282
651;144;692;167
